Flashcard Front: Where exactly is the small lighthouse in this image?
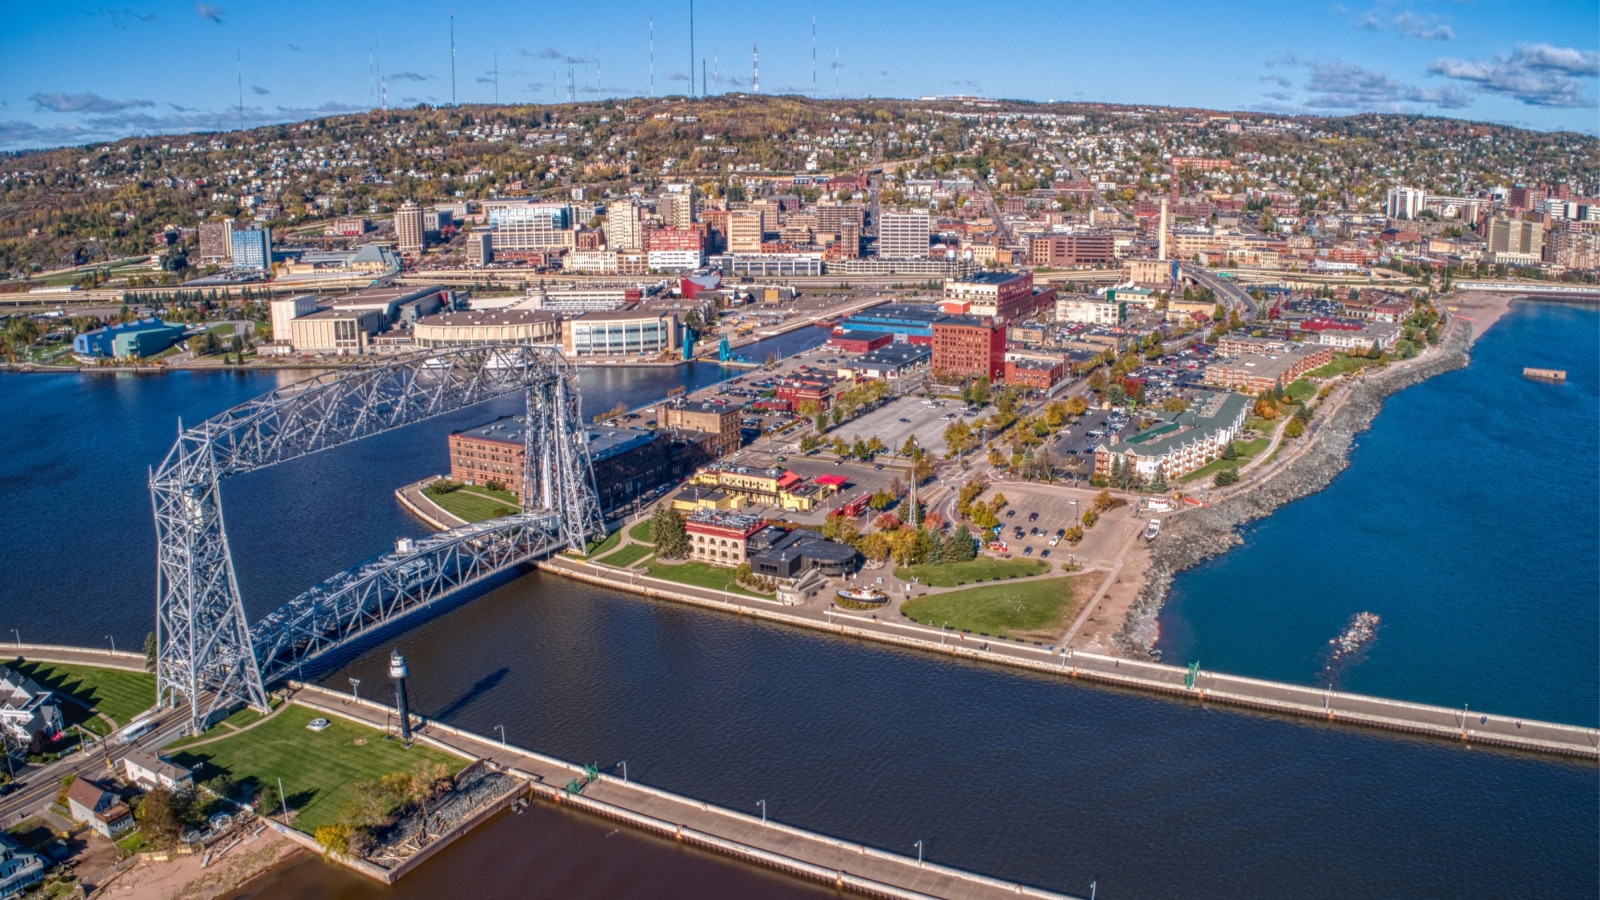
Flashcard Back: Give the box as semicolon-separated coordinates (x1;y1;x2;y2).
389;648;413;742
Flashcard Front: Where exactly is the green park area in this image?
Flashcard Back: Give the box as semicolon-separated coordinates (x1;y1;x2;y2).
598;543;653;568
583;528;623;558
426;485;520;524
896;557;1049;587
166;704;464;835
1307;354;1385;379
901;575;1080;642
1180;435;1273;484
627;519;655;543
641;560;762;598
8;660;155;735
1284;379;1316;403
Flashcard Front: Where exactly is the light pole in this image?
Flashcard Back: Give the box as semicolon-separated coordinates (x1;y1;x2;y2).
106;635;116;653
278;776;290;819
348;677;361;704
496;724;506;745
724;581;734;604
619;760;628;783
757;798;766;824
1090;880;1097;900
10;630;17;647
914;839;923;865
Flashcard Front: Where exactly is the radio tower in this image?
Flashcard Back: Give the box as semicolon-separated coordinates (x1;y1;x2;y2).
649;17;655;96
811;5;817;96
235;50;244;131
753;44;759;94
688;0;695;96
449;6;457;105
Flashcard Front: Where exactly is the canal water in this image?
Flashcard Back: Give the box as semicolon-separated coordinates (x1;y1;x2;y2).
0;319;1594;898
1158;300;1600;727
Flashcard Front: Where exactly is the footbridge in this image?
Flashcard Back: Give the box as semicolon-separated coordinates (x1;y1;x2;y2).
151;345;603;734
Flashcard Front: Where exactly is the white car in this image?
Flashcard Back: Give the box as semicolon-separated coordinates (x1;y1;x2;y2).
306;718;331;732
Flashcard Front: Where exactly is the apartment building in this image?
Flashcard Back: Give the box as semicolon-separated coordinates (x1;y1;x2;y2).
877;210;932;260
1093;391;1250;482
931;315;1005;381
396;199;425;254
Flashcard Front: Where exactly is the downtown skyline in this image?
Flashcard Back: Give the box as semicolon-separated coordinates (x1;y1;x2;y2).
0;0;1596;151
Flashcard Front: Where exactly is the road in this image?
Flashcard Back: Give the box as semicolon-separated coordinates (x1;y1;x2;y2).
1184;265;1257;319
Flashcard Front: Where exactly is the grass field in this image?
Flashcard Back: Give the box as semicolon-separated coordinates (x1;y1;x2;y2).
584;529;622;558
628;519;655;543
166;704;465;835
428;488;520;523
8;660;155;734
1307;354;1385;379
1179;436;1272;484
597;544;653;568
1285;380;1316;403
641;560;762;597
163;697;284;750
901;576;1078;642
896;557;1049;587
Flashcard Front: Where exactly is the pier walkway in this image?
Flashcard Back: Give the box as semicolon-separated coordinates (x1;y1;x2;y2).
542;557;1600;760
286;683;1076;899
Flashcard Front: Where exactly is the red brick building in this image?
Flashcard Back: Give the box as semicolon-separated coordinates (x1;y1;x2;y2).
1004;357;1065;390
686;510;769;567
826;330;893;353
931;315;1005;381
774;373;837;410
1028;233;1116;267
646;226;706;253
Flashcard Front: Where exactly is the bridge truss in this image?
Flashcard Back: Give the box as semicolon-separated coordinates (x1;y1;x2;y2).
151;346;603;734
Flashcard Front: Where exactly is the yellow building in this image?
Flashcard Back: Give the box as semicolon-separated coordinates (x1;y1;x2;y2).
686;464;829;512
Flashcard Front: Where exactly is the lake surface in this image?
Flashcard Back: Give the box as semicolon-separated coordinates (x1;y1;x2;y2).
0;317;1594;899
1159;300;1600;727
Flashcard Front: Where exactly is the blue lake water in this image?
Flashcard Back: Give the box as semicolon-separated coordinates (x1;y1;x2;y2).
1159;301;1600;726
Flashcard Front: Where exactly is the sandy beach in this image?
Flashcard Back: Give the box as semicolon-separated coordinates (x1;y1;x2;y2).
97;829;307;900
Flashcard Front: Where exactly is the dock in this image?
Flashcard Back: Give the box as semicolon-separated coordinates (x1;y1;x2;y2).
1523;367;1567;381
286;682;1076;899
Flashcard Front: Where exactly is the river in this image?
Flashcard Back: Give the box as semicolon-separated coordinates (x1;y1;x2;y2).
0;321;1594;898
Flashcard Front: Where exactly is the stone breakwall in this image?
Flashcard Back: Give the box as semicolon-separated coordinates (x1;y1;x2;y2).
1118;324;1473;657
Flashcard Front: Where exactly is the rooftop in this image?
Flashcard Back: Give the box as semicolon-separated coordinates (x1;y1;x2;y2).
954;270;1028;285
417;309;558;327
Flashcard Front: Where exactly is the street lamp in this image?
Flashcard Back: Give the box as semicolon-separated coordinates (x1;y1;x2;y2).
348;677;361;704
724;581;734;604
496;724;506;745
105;635;116;653
757;799;766;824
914;839;923;865
619;760;628;783
9;630;17;647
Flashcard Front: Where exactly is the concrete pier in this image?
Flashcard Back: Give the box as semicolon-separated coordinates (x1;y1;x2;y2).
542;557;1600;761
286;683;1077;899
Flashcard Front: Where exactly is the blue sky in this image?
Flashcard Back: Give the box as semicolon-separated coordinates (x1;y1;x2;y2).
1;0;1595;151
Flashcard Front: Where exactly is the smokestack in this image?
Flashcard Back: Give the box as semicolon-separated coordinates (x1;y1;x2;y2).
389;649;413;742
1158;196;1169;262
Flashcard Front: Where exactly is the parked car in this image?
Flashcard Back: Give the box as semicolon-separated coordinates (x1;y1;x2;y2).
1023;546;1033;556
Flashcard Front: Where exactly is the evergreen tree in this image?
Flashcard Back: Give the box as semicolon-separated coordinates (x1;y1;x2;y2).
651;505;689;559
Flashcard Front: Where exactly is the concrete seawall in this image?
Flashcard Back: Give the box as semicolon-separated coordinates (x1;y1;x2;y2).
285;683;1077;898
542;559;1600;761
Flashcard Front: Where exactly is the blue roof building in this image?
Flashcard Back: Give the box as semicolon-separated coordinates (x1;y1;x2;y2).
73;319;187;359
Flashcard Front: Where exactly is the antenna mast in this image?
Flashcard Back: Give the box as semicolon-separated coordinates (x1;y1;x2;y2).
688;0;695;97
493;50;499;105
649;17;655;96
449;5;457;105
811;5;817;96
753;45;760;94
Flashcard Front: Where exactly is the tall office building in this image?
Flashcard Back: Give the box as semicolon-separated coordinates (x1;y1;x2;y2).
727;209;765;253
605;199;644;251
229;227;272;271
816;203;865;238
1385;187;1427;220
1488;217;1544;262
877;210;932;260
659;184;696;228
485;202;574;252
199;219;233;264
396;200;426;254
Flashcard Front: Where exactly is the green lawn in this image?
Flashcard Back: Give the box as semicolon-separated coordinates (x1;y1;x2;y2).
584;528;622;558
428;488;520;523
641;560;762;597
7;660;155;734
1307;354;1384;379
1285;380;1316;403
628;519;655;543
1179;436;1272;484
896;557;1049;587
163;697;284;750
598;544;654;568
166;704;465;835
901;576;1078;642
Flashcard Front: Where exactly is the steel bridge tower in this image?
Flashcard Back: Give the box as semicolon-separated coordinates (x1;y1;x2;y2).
150;346;602;735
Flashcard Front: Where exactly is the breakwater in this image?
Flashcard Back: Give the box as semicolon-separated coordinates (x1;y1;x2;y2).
1118;320;1474;657
542;557;1599;759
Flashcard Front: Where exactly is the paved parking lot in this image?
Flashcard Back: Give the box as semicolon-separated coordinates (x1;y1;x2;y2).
944;478;1149;563
840;394;973;459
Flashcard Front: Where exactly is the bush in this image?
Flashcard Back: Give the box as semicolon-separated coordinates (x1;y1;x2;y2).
424;479;463;497
1214;469;1240;487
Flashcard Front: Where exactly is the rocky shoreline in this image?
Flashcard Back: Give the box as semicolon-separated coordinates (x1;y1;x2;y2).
1115;321;1474;658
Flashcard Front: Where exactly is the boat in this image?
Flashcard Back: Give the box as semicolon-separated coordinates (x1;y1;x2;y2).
1328;611;1380;661
1143;519;1160;541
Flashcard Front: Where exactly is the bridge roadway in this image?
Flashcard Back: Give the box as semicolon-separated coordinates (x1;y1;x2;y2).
542;558;1600;760
285;682;1078;900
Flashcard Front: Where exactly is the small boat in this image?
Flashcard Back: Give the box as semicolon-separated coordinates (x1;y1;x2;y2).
1144;519;1160;541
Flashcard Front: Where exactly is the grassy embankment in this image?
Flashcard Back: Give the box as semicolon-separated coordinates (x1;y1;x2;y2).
628;519;655;543
901;576;1081;643
427;485;520;523
1179;436;1272;484
597;544;654;568
1307;354;1386;379
640;560;763;598
896;558;1049;587
166;704;465;835
8;660;155;736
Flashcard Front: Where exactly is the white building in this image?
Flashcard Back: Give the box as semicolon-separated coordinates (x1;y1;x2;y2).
647;249;704;271
269;295;320;343
1055;294;1124;326
1385;186;1426;220
877;210;932;260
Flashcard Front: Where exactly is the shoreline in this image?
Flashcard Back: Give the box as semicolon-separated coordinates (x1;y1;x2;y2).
1114;294;1508;659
